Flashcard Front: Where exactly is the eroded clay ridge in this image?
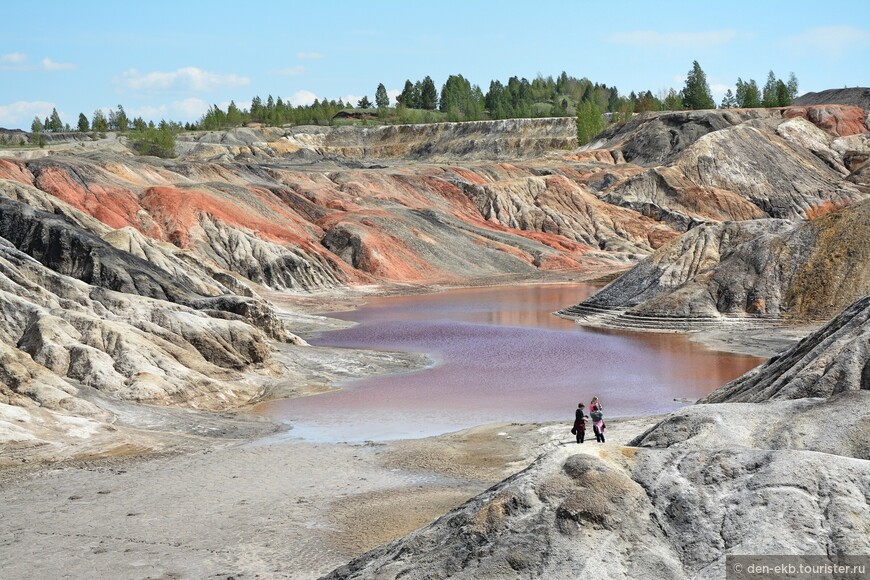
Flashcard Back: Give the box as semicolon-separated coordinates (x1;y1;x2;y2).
560;197;870;327
559;103;869;329
0;119;675;456
0;102;866;455
325;294;870;579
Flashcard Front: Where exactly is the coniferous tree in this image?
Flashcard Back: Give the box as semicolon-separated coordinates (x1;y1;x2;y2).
439;74;468;114
92;109;108;133
775;80;792;106
719;89;737;109
115;105;128;132
485;80;509;118
226;100;242;126
607;88;621;113
762;71;779;108
357;96;372;109
131;119;177;158
31;116;44;134
735;78;761;108
250;96;263;121
396;80;416;107
77;113;89;132
375;83;390;109
787;72;799;102
49;108;63;132
682;61;715;110
662;88;684;110
420;76;438;110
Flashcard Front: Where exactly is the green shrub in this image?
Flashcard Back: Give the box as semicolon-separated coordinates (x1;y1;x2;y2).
130;124;177;158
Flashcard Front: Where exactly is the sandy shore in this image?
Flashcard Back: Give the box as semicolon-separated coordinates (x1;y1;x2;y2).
0;278;809;579
688;322;818;358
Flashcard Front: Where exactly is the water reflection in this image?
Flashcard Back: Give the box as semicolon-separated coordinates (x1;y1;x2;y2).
259;284;765;442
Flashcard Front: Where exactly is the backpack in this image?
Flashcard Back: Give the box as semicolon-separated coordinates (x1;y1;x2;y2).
590;410;603;422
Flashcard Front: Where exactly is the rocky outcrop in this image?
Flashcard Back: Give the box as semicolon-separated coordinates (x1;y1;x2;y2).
595;106;867;166
561;198;870;325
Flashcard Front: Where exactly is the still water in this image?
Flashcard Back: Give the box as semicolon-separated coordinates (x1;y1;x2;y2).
259;284;764;442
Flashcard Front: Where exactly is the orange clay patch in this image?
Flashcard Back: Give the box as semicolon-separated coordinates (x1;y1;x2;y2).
0;159;33;185
34;166;142;230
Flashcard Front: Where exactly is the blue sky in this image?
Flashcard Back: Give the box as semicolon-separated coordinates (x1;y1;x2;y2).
1;0;868;130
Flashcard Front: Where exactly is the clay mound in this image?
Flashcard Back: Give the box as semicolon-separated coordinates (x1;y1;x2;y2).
0;238;272;413
325;445;870;579
561;198;870;325
560;219;793;319
5;108;864;298
596;108;750;166
794;87;870;111
632;391;870;459
457;173;678;254
699;294;870;402
597;105;867;166
604;115;866;226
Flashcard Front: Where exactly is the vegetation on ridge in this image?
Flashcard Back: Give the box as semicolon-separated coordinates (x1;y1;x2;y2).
7;61;804;156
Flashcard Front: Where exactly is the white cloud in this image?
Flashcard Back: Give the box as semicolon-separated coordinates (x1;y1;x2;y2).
343;94;364;106
782;26;870;56
41;57;77;71
127;98;211;122
171;97;210;118
297;51;325;60
290;90;318;106
608;29;739;48
119;67;250;93
710;83;734;102
387;89;401;104
0;100;55;126
1;52;27;64
274;65;306;76
128;104;168;119
0;52;28;71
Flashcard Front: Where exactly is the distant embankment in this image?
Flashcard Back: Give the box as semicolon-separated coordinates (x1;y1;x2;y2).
178;117;579;162
794;87;870;111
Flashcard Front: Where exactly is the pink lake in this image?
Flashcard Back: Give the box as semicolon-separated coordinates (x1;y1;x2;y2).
258;284;765;441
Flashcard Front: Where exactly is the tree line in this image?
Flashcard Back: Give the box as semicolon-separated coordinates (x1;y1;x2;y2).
195;62;799;133
22;61;800;153
27;104;181;157
577;62;800;145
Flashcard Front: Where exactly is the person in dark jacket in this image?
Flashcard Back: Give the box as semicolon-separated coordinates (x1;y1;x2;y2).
571;403;588;444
